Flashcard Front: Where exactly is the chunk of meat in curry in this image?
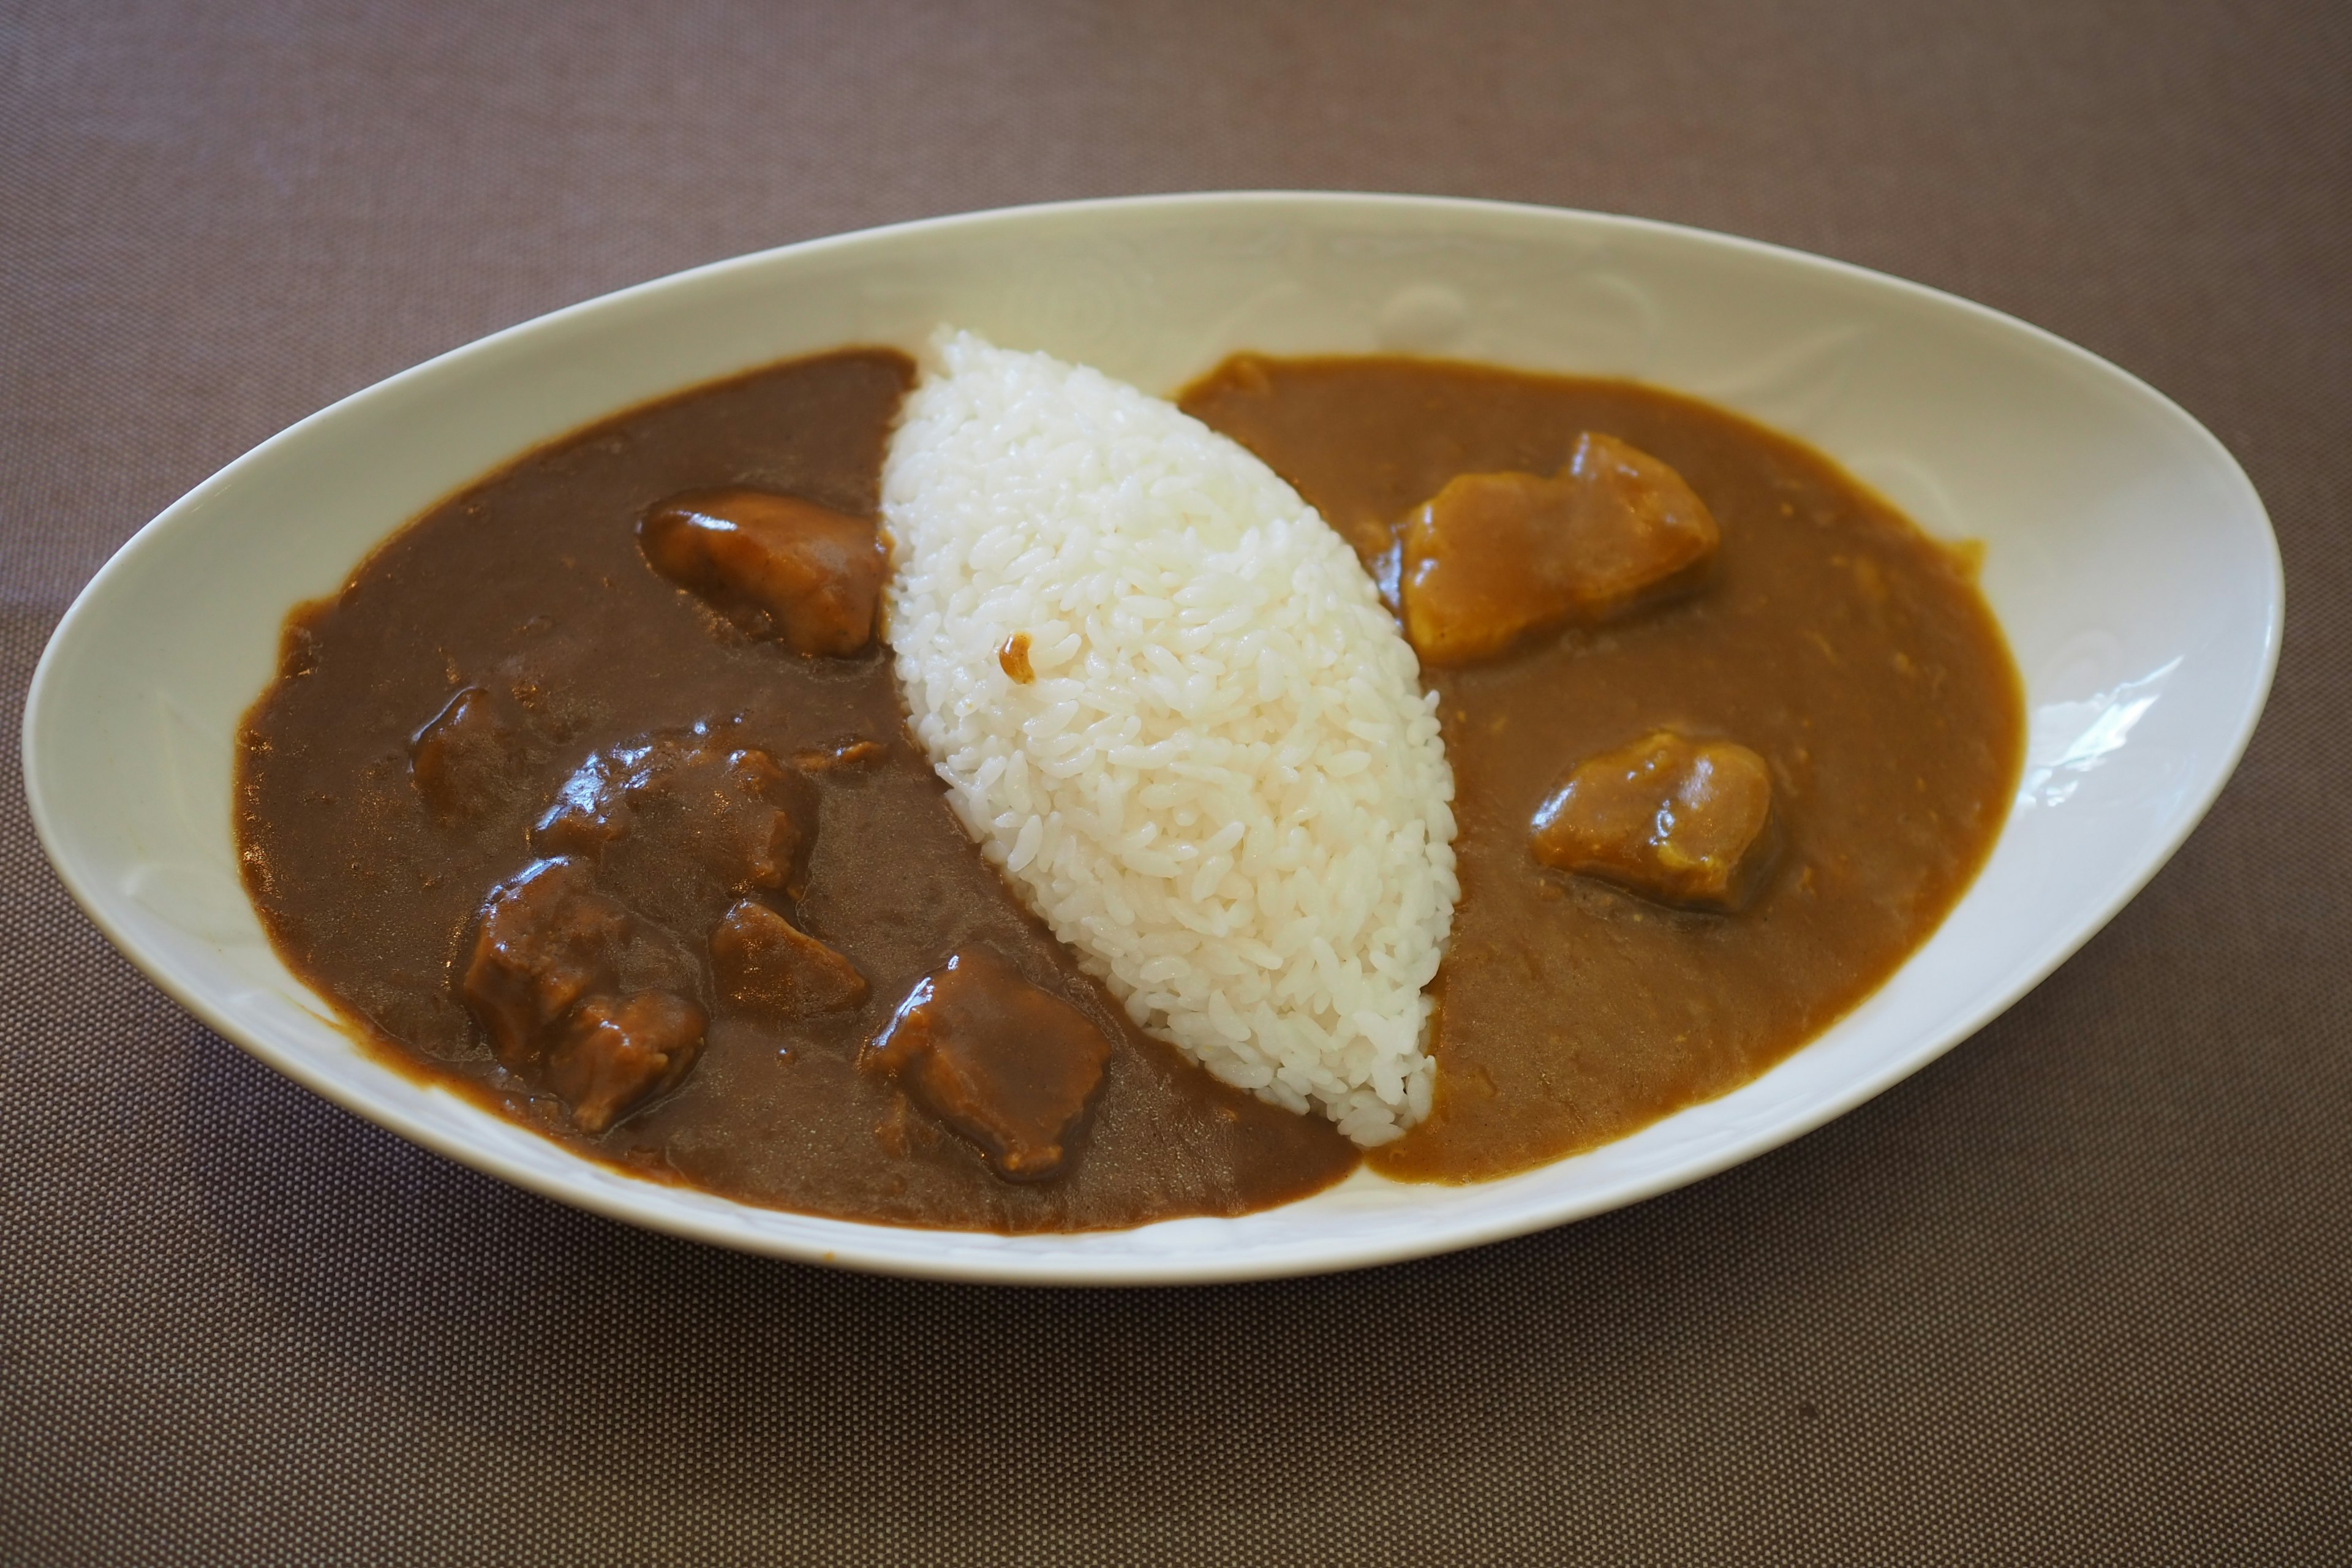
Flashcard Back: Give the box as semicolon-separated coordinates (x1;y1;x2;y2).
546;990;708;1135
1532;731;1778;912
862;949;1114;1181
1398;431;1719;665
533;724;817;932
459;855;709;1132
409;685;525;820
711;897;869;1020
639;488;888;656
462;856;630;1060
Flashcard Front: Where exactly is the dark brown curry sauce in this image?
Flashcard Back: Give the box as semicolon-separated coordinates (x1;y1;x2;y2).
236;350;1355;1231
236;344;2022;1229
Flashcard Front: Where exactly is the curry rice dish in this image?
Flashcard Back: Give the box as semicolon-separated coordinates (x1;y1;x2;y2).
234;337;2022;1232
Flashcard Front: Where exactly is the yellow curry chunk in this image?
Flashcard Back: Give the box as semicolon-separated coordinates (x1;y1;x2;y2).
861;949;1112;1182
639;487;887;656
1400;432;1719;665
1531;731;1777;911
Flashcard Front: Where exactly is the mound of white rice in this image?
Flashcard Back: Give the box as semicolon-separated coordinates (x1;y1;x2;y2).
881;330;1458;1145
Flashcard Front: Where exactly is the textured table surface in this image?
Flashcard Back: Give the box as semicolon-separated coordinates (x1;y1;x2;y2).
4;2;2347;1561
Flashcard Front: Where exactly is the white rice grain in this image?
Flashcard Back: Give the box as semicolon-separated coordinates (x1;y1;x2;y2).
882;330;1458;1145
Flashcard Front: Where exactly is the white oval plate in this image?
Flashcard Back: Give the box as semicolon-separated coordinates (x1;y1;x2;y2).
24;194;2280;1284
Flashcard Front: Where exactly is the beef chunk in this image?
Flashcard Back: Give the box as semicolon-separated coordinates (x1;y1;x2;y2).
531;747;635;859
639;488;886;656
1400;432;1719;666
1531;731;1777;911
710;899;867;1019
460;856;629;1064
460;859;707;1130
545;990;707;1134
861;950;1112;1181
410;686;520;818
533;723;816;906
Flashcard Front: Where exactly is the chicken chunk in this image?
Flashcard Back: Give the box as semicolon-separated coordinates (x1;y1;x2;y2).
544;990;707;1134
1531;731;1777;911
1400;432;1719;666
639;487;886;656
861;950;1112;1181
459;856;629;1064
710;899;868;1019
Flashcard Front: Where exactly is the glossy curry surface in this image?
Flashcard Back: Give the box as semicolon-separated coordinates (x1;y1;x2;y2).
235;345;2021;1227
1182;355;2022;1181
236;350;1356;1232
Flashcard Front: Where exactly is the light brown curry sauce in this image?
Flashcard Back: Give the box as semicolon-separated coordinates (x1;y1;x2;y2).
234;345;2022;1228
1180;355;2024;1181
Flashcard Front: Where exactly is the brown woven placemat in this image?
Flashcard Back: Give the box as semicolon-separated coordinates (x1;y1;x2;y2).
4;1;2346;1561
